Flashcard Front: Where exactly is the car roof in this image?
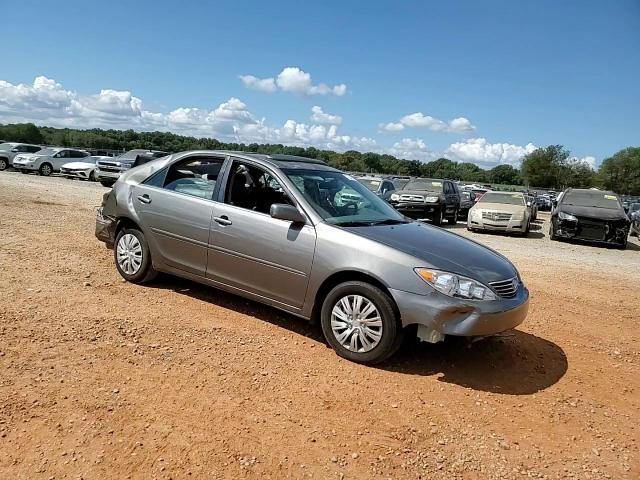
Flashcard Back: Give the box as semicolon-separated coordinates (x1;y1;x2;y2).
176;150;335;171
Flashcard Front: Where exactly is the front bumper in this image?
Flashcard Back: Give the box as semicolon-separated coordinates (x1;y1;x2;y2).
391;202;440;217
96;169;122;180
390;284;529;337
95;208;116;248
13;161;37;171
468;217;527;232
61;168;91;179
552;217;629;245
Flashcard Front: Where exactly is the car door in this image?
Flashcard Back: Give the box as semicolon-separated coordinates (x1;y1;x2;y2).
206;158;316;309
52;149;71;170
131;154;227;276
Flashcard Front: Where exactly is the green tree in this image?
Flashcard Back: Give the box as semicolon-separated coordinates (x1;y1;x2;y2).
489;164;521;185
521;145;570;189
598;147;640;195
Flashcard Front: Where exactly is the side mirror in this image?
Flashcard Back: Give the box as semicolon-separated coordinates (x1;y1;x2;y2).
270;203;306;224
527;201;531;207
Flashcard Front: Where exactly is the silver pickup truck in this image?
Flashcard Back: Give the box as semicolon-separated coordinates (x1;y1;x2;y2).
95;149;168;187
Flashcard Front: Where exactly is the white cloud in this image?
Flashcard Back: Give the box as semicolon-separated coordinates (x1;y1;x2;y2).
238;75;277;93
386;138;433;161
379;112;475;133
239;67;348;97
445;137;537;167
310;105;342;125
572;155;597;169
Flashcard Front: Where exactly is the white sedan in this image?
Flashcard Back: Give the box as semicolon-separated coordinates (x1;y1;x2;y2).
60;156;111;181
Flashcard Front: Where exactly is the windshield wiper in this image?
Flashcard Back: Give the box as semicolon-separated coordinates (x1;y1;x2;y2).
369;218;410;226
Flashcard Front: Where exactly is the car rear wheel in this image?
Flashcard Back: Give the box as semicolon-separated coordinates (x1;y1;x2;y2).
100;179;115;188
114;228;157;284
320;281;403;364
89;170;96;181
0;158;7;171
549;222;558;241
39;163;53;176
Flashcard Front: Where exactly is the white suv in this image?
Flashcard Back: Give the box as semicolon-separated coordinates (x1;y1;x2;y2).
0;142;42;170
13;147;90;176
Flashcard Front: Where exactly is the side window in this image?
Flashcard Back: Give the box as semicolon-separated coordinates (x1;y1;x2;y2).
224;160;294;214
162;156;224;200
27;146;41;153
142;168;167;188
71;150;83;158
16;145;27;152
443;182;451;194
58;150;70;158
383;181;394;193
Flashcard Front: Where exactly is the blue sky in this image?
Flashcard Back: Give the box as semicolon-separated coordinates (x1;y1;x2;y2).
1;0;639;168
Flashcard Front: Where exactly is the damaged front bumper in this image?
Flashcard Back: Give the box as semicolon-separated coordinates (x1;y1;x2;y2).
553;217;629;245
390;284;529;339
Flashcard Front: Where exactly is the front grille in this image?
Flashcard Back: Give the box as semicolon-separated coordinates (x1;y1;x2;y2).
576;218;605;241
98;166;121;172
400;194;424;202
489;277;519;298
482;211;512;222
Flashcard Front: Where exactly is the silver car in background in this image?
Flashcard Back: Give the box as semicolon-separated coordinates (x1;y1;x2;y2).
0;142;42;170
96;151;529;364
13;147;90;176
467;192;531;236
95;149;168;187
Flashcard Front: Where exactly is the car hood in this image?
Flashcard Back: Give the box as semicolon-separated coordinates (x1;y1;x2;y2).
397;189;442;197
345;221;517;283
62;161;94;169
472;202;526;213
559;205;629;221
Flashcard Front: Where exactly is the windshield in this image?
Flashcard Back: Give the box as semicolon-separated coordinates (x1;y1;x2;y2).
117;149;148;160
562;191;621;210
34;148;59;156
357;178;382;191
392;178;410;189
479;192;525;205
0;143;15;151
283;169;406;226
403;179;443;192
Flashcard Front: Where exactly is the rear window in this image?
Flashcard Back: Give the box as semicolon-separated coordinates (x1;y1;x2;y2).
479;192;525;205
357;178;381;191
562;191;621;210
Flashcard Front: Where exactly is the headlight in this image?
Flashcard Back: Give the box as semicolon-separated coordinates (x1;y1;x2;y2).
425;196;439;203
415;268;497;301
512;210;525;220
470;209;481;218
558;211;577;221
390;193;400;201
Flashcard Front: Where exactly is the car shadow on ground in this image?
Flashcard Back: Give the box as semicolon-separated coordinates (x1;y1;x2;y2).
149;276;567;395
382;331;568;395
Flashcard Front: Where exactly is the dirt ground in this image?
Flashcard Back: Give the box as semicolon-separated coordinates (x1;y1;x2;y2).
1;171;638;480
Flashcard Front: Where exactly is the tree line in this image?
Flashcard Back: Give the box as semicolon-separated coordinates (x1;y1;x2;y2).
1;122;638;194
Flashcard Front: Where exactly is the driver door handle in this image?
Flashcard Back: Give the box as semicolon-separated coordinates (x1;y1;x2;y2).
213;215;232;226
137;194;151;204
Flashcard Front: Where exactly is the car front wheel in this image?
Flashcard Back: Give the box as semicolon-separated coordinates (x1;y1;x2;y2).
0;158;7;170
114;228;157;284
447;208;458;225
320;281;403;364
39;163;53;176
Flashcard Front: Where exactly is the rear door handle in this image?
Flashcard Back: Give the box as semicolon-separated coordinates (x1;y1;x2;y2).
213;215;232;226
137;194;151;204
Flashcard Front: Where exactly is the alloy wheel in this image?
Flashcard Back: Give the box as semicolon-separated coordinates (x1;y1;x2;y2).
41;164;52;176
330;295;383;353
116;233;143;275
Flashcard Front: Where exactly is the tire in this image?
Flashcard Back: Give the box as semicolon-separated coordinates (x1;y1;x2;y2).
320;281;403;364
88;170;96;181
39;163;53;176
20;169;28;174
0;158;7;171
100;179;115;188
549;222;558;241
447;208;458;225
114;228;157;284
432;207;444;226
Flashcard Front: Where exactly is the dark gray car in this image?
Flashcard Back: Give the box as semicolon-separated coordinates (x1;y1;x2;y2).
96;151;529;364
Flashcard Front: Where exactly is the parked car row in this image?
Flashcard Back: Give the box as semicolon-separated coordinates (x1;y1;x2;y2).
0;142;168;185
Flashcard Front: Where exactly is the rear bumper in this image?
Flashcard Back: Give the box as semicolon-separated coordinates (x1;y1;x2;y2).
13;162;38;171
95;208;116;248
390;285;529;337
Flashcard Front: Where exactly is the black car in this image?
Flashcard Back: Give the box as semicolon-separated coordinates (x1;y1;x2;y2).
389;178;461;225
535;196;552;211
550;189;630;248
458;190;475;219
